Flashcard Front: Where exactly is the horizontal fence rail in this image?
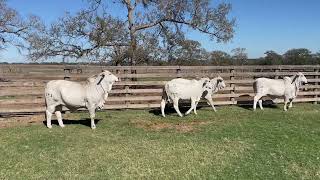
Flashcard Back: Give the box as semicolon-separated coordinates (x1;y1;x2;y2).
0;64;320;114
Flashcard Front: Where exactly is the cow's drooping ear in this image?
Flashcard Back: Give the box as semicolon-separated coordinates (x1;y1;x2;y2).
202;80;209;87
97;74;105;85
291;74;298;84
202;90;208;98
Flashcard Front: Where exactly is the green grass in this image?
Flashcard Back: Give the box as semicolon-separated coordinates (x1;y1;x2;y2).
1;103;320;179
0;96;15;100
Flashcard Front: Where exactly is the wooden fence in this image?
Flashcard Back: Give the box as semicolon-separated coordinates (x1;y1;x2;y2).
1;64;320;114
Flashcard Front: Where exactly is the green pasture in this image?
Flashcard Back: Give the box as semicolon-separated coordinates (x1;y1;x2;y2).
0;103;319;179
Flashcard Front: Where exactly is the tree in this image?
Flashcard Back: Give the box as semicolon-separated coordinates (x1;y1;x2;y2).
283;48;312;65
27;0;236;64
160;39;210;65
262;50;283;65
0;0;40;51
308;51;320;65
208;50;231;65
316;51;320;58
231;47;247;65
173;40;202;63
27;11;129;62
119;0;235;64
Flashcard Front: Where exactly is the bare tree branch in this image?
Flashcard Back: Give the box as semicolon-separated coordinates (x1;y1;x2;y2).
26;0;235;64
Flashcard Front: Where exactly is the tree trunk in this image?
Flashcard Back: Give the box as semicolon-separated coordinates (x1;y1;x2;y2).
125;0;138;81
126;0;136;66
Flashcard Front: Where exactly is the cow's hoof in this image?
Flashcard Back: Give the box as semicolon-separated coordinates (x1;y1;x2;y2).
47;125;52;129
60;125;65;128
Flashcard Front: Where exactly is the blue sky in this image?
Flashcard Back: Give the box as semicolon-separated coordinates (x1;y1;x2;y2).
1;0;320;62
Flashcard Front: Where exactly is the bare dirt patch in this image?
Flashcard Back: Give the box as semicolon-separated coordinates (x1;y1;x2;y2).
131;119;211;132
0;114;44;128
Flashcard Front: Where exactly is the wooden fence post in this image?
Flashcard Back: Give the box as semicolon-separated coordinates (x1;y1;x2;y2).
116;69;120;75
314;68;319;104
275;69;279;79
230;68;235;104
124;69;130;108
176;67;181;78
64;67;71;80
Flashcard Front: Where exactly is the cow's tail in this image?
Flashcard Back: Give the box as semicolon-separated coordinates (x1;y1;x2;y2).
160;86;168;117
253;80;258;94
44;93;47;108
44;81;55;109
162;86;168;101
44;86;48;108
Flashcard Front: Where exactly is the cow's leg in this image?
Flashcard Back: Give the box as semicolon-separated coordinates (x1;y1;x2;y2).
160;98;166;117
283;97;289;111
196;101;199;107
288;99;293;108
88;107;96;129
195;100;201;114
55;105;64;128
207;97;217;112
258;100;263;110
173;98;183;117
193;100;198;115
284;103;288;111
185;98;196;115
253;94;263;111
46;105;56;128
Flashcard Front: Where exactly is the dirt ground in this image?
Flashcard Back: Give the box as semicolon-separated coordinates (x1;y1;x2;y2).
0;114;45;128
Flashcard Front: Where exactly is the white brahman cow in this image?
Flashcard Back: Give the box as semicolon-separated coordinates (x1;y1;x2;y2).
44;70;119;129
253;72;307;111
160;77;211;117
161;77;224;117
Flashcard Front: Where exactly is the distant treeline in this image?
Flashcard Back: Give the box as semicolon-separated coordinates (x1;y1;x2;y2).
1;48;319;66
2;1;319;67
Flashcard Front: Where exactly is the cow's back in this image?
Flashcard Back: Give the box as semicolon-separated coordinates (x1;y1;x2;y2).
254;78;286;96
165;78;201;99
45;80;86;108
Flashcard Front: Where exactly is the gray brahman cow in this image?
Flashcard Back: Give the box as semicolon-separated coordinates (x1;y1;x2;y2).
253;72;307;111
202;76;226;112
44;70;119;129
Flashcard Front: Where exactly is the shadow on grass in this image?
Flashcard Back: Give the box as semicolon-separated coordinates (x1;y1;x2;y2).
149;105;206;116
237;100;279;110
42;118;101;128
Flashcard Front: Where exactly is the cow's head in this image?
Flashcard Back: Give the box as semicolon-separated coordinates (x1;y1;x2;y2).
208;76;226;93
292;72;307;86
96;70;119;92
215;76;226;90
